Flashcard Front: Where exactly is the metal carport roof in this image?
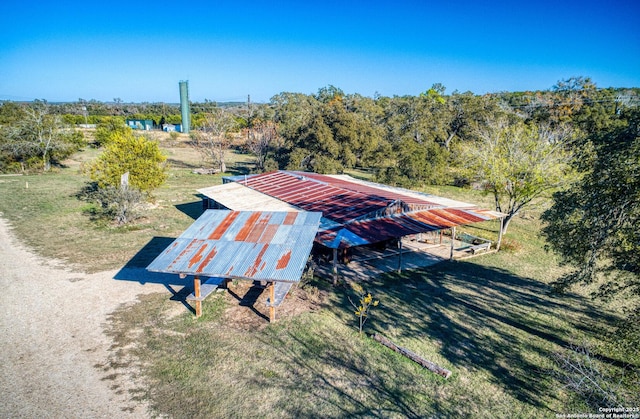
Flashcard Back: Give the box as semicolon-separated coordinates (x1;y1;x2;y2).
147;210;321;282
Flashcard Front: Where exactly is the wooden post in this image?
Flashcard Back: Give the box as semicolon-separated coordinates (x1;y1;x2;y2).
194;276;202;318
397;239;403;274
332;248;338;285
449;227;456;261
269;282;275;322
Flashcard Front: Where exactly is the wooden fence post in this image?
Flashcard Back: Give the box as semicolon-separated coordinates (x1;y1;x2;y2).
397;239;403;273
332;248;338;285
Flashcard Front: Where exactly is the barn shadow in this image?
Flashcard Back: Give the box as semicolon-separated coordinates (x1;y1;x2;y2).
175;196;206;220
227;281;270;322
113;236;194;313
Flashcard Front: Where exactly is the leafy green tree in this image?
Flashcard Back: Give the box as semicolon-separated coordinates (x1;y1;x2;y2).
461;115;577;246
541;107;640;312
378;93;450;186
441;92;503;150
94;117;128;146
542;108;640;405
285;109;340;172
87;130;167;193
0;101;26;125
273;88;386;174
377;137;447;186
271;92;318;142
325;95;385;169
315;84;345;104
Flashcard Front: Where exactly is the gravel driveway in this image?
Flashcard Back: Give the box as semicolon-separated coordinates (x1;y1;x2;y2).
0;217;165;418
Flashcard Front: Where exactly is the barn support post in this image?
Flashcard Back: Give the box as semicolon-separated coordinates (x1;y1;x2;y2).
332;248;338;285
397;239;403;274
269;282;275;322
194;276;202;318
449;227;456;261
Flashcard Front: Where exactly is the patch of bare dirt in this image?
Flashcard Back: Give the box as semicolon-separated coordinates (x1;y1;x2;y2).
221;280;326;331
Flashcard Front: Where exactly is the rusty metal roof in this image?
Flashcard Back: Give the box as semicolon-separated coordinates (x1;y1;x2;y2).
225;171;504;248
237;171;393;223
147;210;321;282
198;171;504;249
317;207;502;248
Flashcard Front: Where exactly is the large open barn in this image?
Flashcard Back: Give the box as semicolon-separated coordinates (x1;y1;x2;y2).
148;170;504;320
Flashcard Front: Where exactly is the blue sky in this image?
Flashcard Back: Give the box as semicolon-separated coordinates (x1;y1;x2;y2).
1;0;639;103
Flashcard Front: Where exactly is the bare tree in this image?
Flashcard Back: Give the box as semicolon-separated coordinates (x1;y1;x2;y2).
3;101;78;172
191;108;236;173
248;121;279;172
552;342;629;409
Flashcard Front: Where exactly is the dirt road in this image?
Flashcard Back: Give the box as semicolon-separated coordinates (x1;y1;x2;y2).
0;217;165;418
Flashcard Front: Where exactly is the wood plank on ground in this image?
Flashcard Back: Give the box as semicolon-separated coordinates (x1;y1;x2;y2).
187;277;225;302
372;333;452;379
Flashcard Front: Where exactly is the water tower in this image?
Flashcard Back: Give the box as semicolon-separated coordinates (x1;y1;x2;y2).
179;80;190;134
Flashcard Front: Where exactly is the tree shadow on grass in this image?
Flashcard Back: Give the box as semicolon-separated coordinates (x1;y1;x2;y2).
359;261;627;410
166;158;201;170
253;319;431;418
226;161;253;176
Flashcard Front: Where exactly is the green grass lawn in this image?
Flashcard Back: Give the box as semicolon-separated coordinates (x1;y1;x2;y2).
1;145;637;417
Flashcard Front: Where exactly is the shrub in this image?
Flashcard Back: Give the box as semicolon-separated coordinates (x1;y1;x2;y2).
78;182;143;225
87;131;167;193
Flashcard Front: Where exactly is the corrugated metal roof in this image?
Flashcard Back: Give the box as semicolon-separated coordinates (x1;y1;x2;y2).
147;210;321;282
200;171;505;249
197;182;300;212
313;173;479;209
237;171;392;223
324;207;501;249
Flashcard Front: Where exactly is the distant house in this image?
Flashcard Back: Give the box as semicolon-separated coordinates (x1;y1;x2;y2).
162;123;183;133
126;119;153;130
